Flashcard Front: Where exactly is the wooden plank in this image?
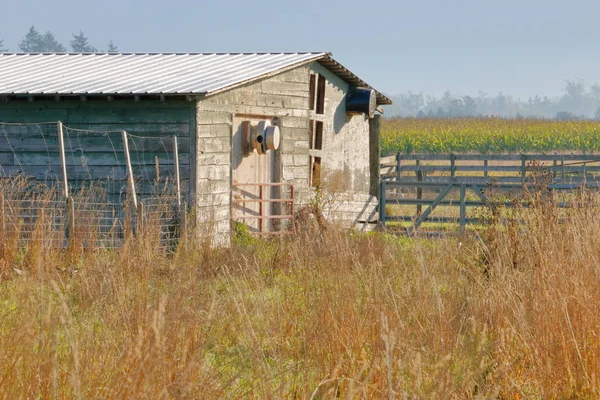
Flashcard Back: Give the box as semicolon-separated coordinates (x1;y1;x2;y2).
66;108;191;124
0;108;69;122
411;184;454;231
66;123;191;136
392;154;600;161
395;165;600;172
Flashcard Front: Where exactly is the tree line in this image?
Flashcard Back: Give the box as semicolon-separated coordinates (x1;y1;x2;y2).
0;26;117;53
387;80;600;120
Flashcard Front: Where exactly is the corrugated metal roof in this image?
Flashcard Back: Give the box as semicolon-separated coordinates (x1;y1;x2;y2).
0;52;392;105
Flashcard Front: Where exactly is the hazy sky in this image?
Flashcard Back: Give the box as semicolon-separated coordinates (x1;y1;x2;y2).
2;0;599;99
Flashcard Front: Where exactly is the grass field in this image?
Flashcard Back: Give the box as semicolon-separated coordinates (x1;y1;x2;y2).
381;117;600;155
2;194;600;398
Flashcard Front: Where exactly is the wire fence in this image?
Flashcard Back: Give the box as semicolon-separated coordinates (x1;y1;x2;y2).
0;187;186;250
0;121;186;249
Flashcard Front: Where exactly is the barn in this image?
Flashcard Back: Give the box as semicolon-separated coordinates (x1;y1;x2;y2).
0;52;391;245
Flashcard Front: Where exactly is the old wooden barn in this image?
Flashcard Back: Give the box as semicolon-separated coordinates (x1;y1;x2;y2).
0;52;391;245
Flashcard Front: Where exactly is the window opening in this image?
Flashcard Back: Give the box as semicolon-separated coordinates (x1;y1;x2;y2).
311;156;321;187
314;121;323;150
316;75;326;114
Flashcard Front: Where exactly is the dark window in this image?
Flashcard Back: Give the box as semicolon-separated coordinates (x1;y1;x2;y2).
311;157;321;187
316;75;326;114
314;121;323;150
309;74;316;111
309;119;314;149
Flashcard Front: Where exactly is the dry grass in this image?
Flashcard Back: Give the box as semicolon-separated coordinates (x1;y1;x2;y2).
2;189;600;398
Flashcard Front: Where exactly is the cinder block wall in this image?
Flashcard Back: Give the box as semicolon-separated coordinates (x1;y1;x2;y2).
308;63;379;228
194;62;379;245
195;66;312;246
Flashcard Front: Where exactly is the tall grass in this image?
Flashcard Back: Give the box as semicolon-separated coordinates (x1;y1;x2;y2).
2;189;600;397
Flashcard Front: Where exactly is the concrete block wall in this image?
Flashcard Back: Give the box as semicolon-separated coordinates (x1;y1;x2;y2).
194;62;380;244
195;66;313;245
308;62;379;227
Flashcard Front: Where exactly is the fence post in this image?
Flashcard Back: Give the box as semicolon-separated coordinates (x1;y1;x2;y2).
561;156;566;183
416;159;422;215
66;196;74;246
450;153;456;182
136;202;144;236
521;154;527;181
122;130;137;209
379;180;386;229
0;194;4;245
57;122;69;199
179;201;187;242
173;135;181;208
258;185;263;233
459;184;466;235
290;185;296;234
483;159;488;179
395;152;401;182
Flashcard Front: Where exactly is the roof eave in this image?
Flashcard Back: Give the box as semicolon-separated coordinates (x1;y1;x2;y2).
316;55;393;105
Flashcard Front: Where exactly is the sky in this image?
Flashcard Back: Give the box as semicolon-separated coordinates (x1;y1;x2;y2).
2;0;599;99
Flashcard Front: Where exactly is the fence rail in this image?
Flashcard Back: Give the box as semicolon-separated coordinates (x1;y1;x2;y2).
232;183;295;235
379;153;600;235
381;152;600;184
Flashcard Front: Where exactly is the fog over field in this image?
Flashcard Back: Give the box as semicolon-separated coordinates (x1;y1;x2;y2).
386;80;600;120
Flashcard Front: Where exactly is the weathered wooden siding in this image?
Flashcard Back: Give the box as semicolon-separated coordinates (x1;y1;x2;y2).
0;100;194;202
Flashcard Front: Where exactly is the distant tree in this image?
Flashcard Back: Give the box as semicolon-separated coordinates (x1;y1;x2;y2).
19;26;43;51
0;38;6;52
71;30;97;52
19;26;66;52
555;111;581;121
594;107;600;120
40;31;66;52
107;40;118;53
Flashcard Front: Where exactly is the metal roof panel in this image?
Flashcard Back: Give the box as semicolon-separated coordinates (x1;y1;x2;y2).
0;52;392;104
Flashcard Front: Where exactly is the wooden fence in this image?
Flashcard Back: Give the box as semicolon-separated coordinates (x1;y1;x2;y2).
379;153;600;234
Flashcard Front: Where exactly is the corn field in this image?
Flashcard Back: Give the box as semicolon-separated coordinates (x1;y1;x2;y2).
381;117;600;155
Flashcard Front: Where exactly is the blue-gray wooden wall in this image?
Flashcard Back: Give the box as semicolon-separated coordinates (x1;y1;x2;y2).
0;99;194;202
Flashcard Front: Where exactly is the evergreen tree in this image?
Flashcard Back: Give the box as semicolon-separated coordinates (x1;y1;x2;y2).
19;26;66;52
40;31;66;52
19;26;43;52
71;30;97;52
0;38;6;52
107;40;118;53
